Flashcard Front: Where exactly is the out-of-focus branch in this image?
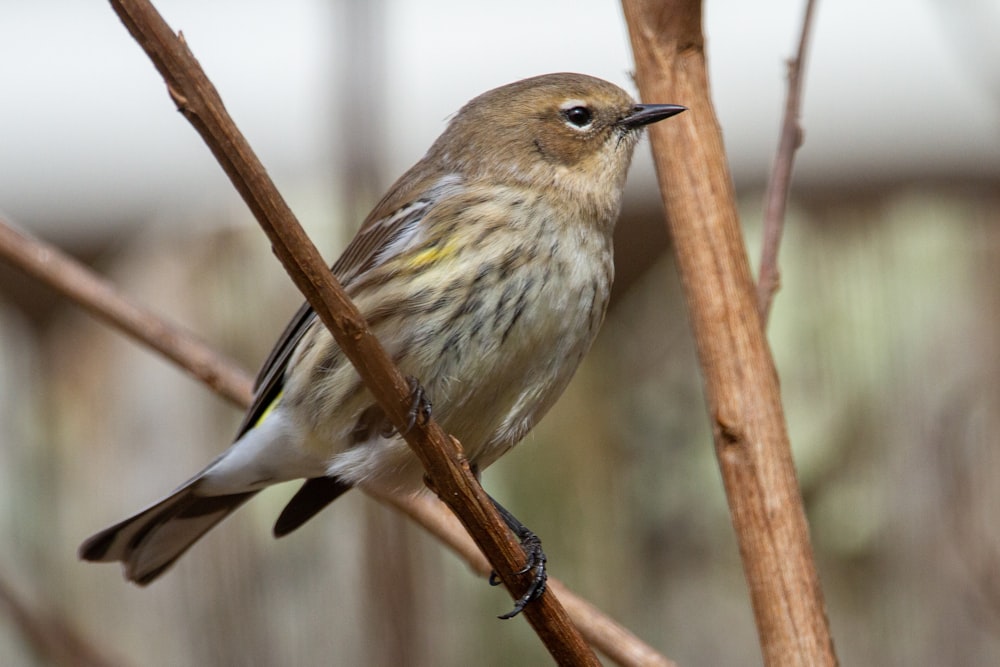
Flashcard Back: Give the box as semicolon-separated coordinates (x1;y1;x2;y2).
0;216;672;665
0;220;252;408
621;0;838;665
934;387;1000;633
0;575;124;667
757;0;818;324
104;2;594;662
369;488;677;667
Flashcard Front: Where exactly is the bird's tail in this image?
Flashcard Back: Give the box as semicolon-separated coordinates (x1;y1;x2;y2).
78;482;256;585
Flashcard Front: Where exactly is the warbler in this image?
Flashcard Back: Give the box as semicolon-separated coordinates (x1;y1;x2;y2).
79;73;685;613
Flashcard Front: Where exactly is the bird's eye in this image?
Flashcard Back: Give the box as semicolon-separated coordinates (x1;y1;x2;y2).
562;106;593;128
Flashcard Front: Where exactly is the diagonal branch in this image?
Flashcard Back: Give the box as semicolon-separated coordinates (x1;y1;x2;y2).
0;574;124;667
103;0;596;662
756;0;818;324
0;213;672;666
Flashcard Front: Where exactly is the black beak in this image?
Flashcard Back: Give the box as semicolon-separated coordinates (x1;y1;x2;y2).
617;104;687;129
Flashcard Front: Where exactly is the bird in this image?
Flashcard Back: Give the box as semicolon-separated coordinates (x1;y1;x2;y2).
79;72;685;615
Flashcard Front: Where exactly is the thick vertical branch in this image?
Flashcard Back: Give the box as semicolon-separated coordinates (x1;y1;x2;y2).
620;1;838;665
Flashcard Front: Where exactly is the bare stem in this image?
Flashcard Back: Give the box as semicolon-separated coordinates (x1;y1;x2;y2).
621;0;838;664
0;218;253;407
0;212;671;665
756;0;818;324
102;0;597;662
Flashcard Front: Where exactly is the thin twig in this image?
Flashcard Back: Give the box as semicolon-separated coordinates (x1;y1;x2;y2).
104;1;597;663
756;0;818;324
621;0;838;664
0;212;671;666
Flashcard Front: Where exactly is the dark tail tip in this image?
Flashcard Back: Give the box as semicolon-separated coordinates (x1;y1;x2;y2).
274;477;352;538
78;530;116;561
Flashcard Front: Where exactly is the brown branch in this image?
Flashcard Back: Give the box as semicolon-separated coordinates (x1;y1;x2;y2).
756;0;818;324
370;489;678;667
0;211;673;667
0;213;671;666
0;231;670;667
104;0;597;663
620;1;838;665
0;220;252;408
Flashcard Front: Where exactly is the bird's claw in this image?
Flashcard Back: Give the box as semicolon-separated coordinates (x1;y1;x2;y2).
403;376;432;434
492;530;548;619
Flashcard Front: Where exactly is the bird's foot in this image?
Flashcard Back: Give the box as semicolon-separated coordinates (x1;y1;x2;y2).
403;376;432;434
486;496;548;619
490;527;548;619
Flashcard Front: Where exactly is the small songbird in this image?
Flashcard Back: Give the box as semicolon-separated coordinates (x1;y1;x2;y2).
79;72;684;615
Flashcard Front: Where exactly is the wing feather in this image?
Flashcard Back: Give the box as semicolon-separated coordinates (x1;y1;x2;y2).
234;173;463;438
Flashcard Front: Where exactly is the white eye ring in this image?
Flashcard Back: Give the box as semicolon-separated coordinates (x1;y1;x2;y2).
560;100;593;130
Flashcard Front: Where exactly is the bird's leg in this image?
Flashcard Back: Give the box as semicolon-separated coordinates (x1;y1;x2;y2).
487;496;548;619
403;376;432;434
423;462;547;617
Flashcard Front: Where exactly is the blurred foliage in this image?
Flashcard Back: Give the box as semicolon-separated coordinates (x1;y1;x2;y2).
1;185;999;665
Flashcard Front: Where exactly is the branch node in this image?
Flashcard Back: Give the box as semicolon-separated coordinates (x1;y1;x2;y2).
166;83;189;110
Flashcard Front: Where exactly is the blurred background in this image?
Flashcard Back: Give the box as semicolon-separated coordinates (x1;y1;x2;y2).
2;0;999;664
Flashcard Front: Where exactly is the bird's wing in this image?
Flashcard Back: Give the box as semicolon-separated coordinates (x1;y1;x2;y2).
233;174;460;438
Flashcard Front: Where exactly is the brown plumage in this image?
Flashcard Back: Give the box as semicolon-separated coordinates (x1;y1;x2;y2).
79;73;685;595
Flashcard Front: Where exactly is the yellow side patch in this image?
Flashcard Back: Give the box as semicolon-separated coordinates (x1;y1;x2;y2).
409;240;457;268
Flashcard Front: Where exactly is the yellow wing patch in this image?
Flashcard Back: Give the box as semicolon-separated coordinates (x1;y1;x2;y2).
253;390;284;428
